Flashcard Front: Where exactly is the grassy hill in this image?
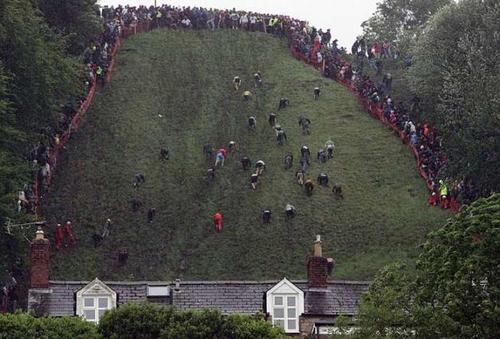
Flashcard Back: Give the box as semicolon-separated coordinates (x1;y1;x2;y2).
44;29;448;282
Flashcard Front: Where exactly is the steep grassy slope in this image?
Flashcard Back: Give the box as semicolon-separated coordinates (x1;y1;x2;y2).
44;29;448;281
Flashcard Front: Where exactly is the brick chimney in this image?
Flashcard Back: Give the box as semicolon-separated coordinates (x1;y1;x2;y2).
307;235;335;289
31;227;50;289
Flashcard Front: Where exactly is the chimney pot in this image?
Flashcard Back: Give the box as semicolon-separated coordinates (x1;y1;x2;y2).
35;227;45;240
313;234;322;257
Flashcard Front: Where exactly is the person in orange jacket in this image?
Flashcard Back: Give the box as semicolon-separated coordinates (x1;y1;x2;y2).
54;223;64;250
213;212;223;233
64;220;75;247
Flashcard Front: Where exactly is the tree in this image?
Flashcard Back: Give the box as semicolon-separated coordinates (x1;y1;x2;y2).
36;0;103;56
0;0;85;133
407;0;500;193
361;0;451;51
98;303;285;339
355;263;416;339
0;64;29;224
98;303;175;339
355;193;500;338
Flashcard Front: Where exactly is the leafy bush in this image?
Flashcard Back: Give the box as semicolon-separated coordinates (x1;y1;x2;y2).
98;303;284;339
0;312;100;339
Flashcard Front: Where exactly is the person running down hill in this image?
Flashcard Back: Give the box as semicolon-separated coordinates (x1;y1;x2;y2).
233;76;241;90
214;148;227;167
213;212;223;232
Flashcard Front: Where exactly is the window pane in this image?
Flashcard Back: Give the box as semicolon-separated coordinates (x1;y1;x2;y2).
274;319;285;329
98;309;107;320
288;307;296;318
287;296;296;306
274;296;283;305
84;298;94;307
98;297;108;308
274;307;284;318
288;319;297;330
83;309;95;320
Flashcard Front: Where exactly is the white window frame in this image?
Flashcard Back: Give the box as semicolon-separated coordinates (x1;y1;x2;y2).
266;278;304;333
76;278;117;323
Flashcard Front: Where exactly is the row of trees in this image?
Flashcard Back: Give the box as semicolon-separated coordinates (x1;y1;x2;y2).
353;193;500;338
0;305;284;339
0;0;102;299
0;0;101;212
362;0;499;194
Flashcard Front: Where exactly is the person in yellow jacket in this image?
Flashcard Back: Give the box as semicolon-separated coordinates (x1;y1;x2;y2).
439;179;449;209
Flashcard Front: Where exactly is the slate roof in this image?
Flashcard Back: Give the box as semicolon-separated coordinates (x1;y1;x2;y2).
38;279;369;317
172;281;276;315
303;281;370;315
41;281;159;316
173;280;369;315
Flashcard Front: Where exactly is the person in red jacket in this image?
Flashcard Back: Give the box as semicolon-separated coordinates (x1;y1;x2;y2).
213;212;223;233
54;223;64;250
64;220;75;247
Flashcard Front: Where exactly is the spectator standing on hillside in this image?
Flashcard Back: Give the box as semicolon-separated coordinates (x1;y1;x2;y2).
54;223;64;250
439;180;449;209
230;10;239;29
382;40;392;58
207;10;215;30
249;13;257;31
240;13;249;30
322;29;331;46
64;220;75;247
383;73;392;91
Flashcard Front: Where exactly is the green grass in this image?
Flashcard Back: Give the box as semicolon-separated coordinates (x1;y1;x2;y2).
44;29;449;281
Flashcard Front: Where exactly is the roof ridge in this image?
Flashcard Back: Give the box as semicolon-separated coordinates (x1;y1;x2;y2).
48;279;371;285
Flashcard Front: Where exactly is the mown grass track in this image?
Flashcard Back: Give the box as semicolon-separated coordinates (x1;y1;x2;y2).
45;29;448;281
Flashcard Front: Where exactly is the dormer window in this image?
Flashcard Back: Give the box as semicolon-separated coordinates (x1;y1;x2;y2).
266;278;304;333
76;278;116;323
